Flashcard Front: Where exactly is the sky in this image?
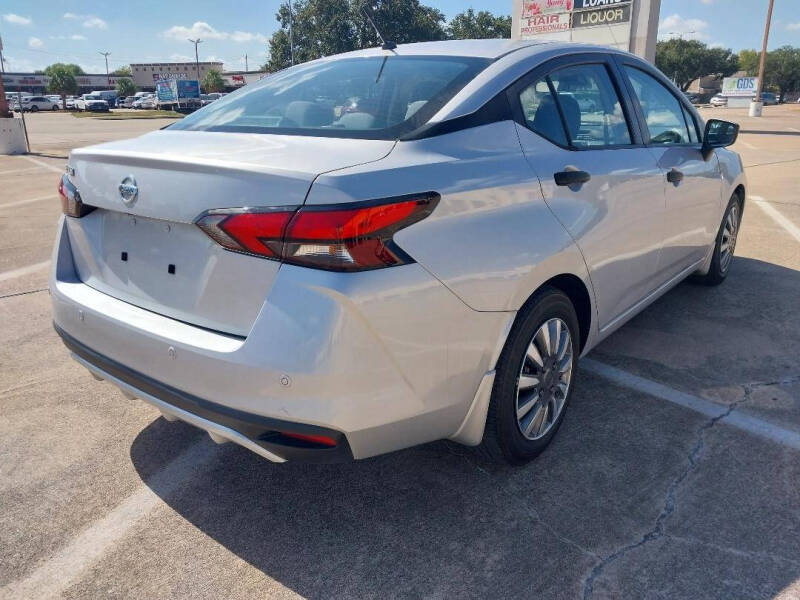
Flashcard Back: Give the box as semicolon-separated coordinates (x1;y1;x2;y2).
0;0;799;74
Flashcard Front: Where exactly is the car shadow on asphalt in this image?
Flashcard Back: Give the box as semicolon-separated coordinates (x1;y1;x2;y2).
128;257;800;599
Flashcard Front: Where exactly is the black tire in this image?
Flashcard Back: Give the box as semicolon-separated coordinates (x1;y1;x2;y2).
480;286;580;465
692;193;743;286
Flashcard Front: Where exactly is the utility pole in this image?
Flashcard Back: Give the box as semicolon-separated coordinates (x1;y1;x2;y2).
0;52;9;117
0;32;6;74
99;51;111;88
751;0;775;117
188;38;203;91
245;54;248;72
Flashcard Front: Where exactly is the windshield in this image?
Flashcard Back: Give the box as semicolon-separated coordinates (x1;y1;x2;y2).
171;55;491;139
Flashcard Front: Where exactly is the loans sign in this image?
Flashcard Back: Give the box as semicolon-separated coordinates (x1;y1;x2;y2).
572;3;631;28
574;0;626;7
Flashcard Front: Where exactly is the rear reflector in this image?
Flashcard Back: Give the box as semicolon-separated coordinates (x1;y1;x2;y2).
279;432;338;447
58;174;96;218
196;193;439;271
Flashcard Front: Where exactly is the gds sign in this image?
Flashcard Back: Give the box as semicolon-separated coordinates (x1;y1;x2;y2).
721;77;758;97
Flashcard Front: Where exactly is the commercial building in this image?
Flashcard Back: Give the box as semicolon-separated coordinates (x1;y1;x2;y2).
130;62;224;89
1;65;267;96
1;72;121;95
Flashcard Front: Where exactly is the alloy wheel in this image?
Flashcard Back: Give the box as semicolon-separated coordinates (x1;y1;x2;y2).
720;202;740;273
515;318;574;441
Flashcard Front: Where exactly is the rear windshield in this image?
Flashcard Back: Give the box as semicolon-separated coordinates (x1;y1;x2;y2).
171;55;491;140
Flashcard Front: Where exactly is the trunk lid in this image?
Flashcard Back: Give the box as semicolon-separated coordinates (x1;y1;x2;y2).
66;130;395;336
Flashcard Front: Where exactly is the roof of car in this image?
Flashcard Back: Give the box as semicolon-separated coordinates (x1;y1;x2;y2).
337;38;555;60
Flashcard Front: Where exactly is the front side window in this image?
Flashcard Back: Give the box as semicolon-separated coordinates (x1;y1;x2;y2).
624;66;691;145
172;56;491;140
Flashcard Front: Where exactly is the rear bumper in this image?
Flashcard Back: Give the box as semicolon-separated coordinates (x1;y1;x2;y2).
55;323;353;463
50;216;510;460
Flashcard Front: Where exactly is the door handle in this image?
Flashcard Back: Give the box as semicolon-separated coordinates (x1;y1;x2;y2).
666;168;684;184
554;170;591;186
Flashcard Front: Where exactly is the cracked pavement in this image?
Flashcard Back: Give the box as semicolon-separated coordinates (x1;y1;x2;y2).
1;107;800;599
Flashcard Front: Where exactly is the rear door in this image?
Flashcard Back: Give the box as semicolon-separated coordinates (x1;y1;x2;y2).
510;53;666;331
616;59;722;277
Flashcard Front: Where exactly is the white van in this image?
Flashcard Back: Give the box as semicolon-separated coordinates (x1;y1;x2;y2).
90;90;117;107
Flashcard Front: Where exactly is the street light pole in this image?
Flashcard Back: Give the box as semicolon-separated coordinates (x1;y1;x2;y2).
188;38;203;91
288;1;295;66
99;51;111;88
751;0;775;117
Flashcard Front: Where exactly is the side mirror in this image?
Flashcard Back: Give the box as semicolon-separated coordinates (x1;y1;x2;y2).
702;119;739;158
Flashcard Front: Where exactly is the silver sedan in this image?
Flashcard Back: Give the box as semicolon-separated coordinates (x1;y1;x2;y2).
52;39;745;465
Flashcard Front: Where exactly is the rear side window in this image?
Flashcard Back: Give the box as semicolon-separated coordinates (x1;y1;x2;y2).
624;66;691;145
518;78;569;147
517;63;631;149
172;55;491;140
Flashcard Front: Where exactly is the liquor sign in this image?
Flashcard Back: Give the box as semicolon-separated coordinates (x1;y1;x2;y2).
572;3;632;28
152;72;189;82
522;0;574;17
721;76;758;97
520;12;572;36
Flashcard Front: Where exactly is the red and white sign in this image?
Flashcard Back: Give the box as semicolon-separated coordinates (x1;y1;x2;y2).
520;12;571;35
522;0;573;17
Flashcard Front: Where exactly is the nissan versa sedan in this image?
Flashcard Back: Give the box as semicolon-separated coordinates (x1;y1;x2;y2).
52;40;745;465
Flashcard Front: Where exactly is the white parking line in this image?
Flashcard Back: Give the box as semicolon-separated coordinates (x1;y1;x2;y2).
583;359;800;451
751;196;800;243
789;128;800;133
0;260;51;282
0;166;45;176
1;439;217;600
20;156;65;174
737;140;758;150
0;194;57;210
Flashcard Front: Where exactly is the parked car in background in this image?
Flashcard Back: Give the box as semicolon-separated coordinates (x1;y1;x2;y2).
47;95;63;105
90;90;118;108
75;94;111;112
200;93;223;106
683;92;701;104
13;95;59;112
53;40;745;466
760;92;779;105
710;94;728;107
65;96;77;110
132;94;156;109
119;96;137;108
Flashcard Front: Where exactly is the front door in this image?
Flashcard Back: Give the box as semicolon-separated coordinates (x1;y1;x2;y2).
617;62;722;277
510;55;666;331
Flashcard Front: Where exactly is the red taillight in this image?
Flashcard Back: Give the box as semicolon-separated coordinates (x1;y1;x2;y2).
196;193;438;271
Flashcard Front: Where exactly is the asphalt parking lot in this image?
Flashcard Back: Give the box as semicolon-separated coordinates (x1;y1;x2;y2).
1;107;799;599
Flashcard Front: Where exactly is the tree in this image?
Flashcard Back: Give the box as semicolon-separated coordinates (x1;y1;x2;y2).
764;46;800;102
203;69;225;93
112;65;132;77
44;63;84;77
264;0;446;72
46;66;79;109
738;49;759;76
116;78;137;98
447;8;511;40
655;39;738;91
